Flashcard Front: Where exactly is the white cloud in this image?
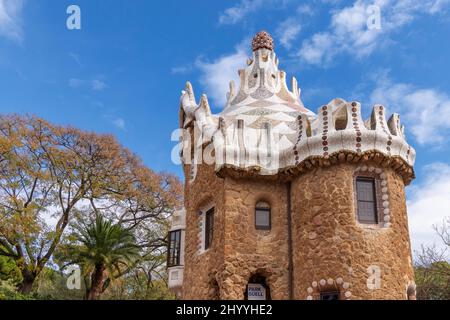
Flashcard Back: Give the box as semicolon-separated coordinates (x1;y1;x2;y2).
428;0;450;14
68;78;108;91
195;44;248;108
219;0;288;25
68;78;83;88
296;4;314;16
91;79;107;91
276;18;301;49
298;0;450;66
370;74;450;145
219;0;264;25
298;32;335;65
112;118;126;131
69;52;82;67
171;65;193;75
408;162;450;254
0;0;24;42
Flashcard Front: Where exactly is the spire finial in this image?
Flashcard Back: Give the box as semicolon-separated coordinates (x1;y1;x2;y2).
252;30;274;52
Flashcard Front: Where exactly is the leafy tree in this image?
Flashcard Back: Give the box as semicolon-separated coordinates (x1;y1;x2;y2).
60;216;140;300
414;217;450;300
0;115;182;294
0;251;22;284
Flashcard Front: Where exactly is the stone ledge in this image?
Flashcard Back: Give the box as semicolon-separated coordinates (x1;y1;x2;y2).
216;150;415;185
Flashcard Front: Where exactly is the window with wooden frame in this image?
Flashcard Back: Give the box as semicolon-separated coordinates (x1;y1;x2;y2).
355;177;378;224
255;201;271;230
167;230;181;267
204;207;214;250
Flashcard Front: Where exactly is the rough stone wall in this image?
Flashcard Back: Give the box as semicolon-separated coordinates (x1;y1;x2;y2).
290;162;414;300
182;163;225;300
219;177;290;299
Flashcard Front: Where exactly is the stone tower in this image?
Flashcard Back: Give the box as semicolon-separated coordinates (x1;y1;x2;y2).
167;31;417;300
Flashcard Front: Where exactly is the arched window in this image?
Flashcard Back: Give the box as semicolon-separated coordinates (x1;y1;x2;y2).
320;290;340;300
255;201;271;230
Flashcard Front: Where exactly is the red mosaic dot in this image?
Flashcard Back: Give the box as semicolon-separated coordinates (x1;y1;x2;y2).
322;141;328;146
356;143;361;148
322;106;327;110
356;137;362;142
322;136;327;140
351;102;357;107
323;147;329;151
352;108;357;112
323;111;328;116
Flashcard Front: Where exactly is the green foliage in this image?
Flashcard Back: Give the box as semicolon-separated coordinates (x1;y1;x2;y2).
415;261;450;300
33;268;85;300
103;274;175;300
62;216;140;275
57;216;141;299
0;254;22;284
0;280;34;300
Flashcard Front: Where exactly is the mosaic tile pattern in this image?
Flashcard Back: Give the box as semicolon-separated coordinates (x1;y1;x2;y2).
177;35;416;176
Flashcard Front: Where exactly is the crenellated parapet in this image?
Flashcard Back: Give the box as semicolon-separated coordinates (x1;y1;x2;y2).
177;31;415;183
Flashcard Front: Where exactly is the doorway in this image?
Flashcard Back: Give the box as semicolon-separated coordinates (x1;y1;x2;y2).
244;274;271;300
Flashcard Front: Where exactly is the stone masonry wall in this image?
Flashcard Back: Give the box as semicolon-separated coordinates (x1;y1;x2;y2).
290;162;414;300
219;177;290;299
182;163;225;300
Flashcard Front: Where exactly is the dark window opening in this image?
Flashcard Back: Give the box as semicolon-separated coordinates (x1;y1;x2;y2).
205;207;214;250
255;202;271;230
356;177;378;224
167;230;181;267
320;291;340;300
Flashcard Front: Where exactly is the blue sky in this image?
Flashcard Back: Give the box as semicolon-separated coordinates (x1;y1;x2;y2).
1;0;450;253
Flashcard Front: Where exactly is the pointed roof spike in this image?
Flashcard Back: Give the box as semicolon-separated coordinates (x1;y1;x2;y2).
185;81;196;103
292;77;299;98
199;94;211;115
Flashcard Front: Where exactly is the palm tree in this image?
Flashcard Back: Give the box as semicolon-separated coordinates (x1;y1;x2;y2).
65;216;140;300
